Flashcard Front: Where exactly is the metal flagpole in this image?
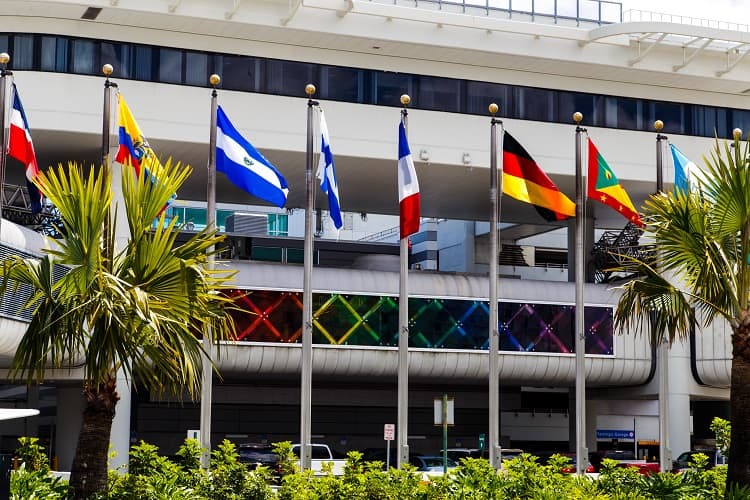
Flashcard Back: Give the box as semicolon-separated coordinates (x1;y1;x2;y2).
101;63;117;263
200;73;221;469
397;93;411;468
0;53;11;238
573;111;589;475
301;83;319;471
654;119;672;474
488;103;502;469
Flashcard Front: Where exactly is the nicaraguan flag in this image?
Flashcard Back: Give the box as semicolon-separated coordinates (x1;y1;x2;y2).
216;106;289;208
398;121;420;238
316;110;342;230
8;84;42;214
670;143;699;193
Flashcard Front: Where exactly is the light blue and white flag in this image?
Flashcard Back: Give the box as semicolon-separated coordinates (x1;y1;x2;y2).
316;110;342;230
216;105;289;207
670;143;699;194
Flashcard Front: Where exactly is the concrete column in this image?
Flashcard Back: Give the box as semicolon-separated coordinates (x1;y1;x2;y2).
25;385;39;437
666;339;692;459
55;387;85;472
109;373;132;472
586;400;598;455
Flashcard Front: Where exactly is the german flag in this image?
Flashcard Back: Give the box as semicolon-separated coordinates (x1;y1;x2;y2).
503;131;575;222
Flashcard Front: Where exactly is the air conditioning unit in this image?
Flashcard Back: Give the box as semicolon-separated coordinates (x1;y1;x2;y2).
225;213;267;235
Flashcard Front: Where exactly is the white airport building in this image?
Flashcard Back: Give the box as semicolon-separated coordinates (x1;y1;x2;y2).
0;0;742;473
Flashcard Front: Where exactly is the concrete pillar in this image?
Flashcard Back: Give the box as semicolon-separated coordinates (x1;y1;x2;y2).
109;371;132;472
586;400;598;455
25;385;39;437
55;387;85;472
666;339;692;459
568;388;598;458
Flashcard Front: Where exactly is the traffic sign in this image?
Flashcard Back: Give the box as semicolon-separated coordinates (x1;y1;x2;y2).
596;429;635;440
384;423;395;441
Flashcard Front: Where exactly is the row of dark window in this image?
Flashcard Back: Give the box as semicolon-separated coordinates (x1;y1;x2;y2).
1;32;748;138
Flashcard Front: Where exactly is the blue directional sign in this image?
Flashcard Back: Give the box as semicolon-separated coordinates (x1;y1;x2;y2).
596;429;635;440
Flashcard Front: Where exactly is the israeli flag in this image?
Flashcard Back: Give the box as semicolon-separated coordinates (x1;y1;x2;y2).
216;106;289;207
670;143;700;194
316;110;342;230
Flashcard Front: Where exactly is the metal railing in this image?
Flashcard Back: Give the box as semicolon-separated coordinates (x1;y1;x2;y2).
623;9;750;33
368;0;623;26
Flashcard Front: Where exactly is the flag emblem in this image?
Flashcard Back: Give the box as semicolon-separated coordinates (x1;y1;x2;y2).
316;110;342;230
8;84;42;214
587;138;642;226
502;131;575;221
216;106;289;207
398;121;420;238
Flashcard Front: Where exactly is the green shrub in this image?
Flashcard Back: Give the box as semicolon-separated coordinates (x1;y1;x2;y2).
10;463;69;499
15;437;49;472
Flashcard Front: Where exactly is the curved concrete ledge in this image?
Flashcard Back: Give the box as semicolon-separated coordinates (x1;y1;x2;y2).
215;343;653;387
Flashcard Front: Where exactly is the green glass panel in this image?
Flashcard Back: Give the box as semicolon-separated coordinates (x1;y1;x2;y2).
251;246;283;262
287;248;304;264
184;207;207;227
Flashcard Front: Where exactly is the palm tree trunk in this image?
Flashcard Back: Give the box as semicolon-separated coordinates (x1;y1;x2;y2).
69;376;120;499
728;319;750;489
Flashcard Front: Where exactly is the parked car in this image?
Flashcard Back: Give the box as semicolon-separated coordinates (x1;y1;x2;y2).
672;449;727;473
443;448;486;462
238;442;278;471
535;452;595;473
237;443;281;482
291;443;347;476
589;449;636;472
410;455;457;480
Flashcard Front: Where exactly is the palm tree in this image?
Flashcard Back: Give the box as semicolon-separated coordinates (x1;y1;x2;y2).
0;161;236;499
613;134;750;489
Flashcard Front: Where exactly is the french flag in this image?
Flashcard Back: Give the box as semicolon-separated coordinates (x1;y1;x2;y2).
8;85;42;214
398;121;420;238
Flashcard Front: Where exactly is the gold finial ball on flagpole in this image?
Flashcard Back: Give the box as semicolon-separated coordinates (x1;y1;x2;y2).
734;128;743;140
489;103;499;116
400;94;411;107
102;64;113;77
0;53;9;65
305;84;316;97
209;74;221;87
573;112;583;124
654;120;664;132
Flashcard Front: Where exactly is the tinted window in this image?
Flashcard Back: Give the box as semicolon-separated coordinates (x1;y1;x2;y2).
158;48;182;84
374;72;411;106
516;87;554;121
311;446;330;459
465;81;511;116
266;60;315;96
13;34;35;70
417;75;460;112
321;66;363;103
221;55;259;92
133;45;153;81
101;42;130;78
185;51;208;86
41;36;68;72
71;39;96;74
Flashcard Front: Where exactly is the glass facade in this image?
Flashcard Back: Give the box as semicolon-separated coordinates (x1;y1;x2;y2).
228;289;614;355
0;32;746;138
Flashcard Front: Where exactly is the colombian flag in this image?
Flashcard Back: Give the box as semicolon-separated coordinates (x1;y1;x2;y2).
116;93;161;178
502;131;575;222
587;138;642;226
